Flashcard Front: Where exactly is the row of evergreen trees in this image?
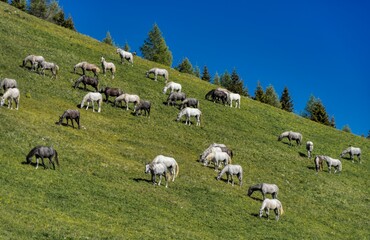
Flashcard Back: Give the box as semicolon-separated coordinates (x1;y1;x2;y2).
1;0;75;30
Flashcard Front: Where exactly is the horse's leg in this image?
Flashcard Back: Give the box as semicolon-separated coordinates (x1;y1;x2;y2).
76;117;81;129
262;192;266;200
35;157;39;169
41;157;46;169
158;174;162;186
151;174;156;185
92;101;95;112
86;102;89;110
259;207;264;218
164;173;168;188
49;157;55;170
274;209;279;221
265;209;269;220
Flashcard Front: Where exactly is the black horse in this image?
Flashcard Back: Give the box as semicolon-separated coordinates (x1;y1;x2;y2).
74;75;99;92
57;109;80;129
134;100;151;117
26;146;59;169
101;87;123;102
205;89;228;104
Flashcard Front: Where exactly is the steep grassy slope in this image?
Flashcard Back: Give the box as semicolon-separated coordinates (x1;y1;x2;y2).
0;3;369;239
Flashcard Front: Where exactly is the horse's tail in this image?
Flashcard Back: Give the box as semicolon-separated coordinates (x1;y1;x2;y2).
175;162;179;177
54;150;59;166
228;156;232;164
279;204;284;216
339;161;342;172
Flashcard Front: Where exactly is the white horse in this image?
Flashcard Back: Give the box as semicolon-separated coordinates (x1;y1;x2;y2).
259;198;284;221
176;107;201;126
340;146;361;163
228;93;241;108
278;131;302;146
248;183;279;200
163;81;181;94
151;155;179;182
199;143;227;162
145;162;169;188
116;48;134;66
114;93;140;110
39;61;59;78
80;92;102;113
1;88;20;110
217;164;243;186
22;55;44;71
204;151;231;171
1;78;17;92
306;141;314;159
146;68;169;82
323;156;342;173
101;57;116;79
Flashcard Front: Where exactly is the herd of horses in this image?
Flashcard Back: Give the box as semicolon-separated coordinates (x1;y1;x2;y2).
0;48;364;222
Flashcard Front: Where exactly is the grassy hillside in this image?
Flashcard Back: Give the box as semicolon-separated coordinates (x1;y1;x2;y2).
0;3;369;239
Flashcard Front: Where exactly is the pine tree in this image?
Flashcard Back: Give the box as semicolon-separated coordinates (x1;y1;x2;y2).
264;85;281;108
228;68;248;96
220;71;231;89
310;99;330;125
175;58;193;74
254;81;265;102
140;24;173;66
44;0;60;22
62;15;75;31
102;31;114;46
201;66;211;82
193;66;201;78
29;0;47;18
302;95;317;119
11;0;27;11
123;41;130;51
213;72;220;85
330;116;336;128
342;125;351;133
366;131;370;139
280;86;293;112
52;9;65;26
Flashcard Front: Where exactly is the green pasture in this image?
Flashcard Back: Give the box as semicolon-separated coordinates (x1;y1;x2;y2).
0;3;369;239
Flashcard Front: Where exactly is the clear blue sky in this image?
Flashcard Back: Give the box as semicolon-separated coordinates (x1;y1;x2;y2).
59;0;369;136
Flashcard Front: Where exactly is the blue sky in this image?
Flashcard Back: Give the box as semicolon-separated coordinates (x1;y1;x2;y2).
59;0;369;136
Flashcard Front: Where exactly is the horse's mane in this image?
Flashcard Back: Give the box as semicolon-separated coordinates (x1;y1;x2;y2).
250;183;263;191
26;146;42;158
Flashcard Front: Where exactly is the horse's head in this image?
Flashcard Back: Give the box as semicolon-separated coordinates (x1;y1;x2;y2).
144;164;151;174
247;187;253;196
101;57;105;63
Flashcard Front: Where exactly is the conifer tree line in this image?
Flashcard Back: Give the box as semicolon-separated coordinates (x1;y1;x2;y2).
3;0;75;30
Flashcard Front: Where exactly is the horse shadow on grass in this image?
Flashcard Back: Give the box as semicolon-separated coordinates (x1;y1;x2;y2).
132;178;151;183
298;152;307;158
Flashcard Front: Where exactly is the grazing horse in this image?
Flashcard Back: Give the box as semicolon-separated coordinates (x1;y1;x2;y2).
176;107;202;126
101;87;123;102
26;146;59;170
80;92;102;113
323;156;342;173
39;61;59;78
228;93;241;108
247;183;279;200
146;68;168;82
204;151;232;171
22;55;44;71
205;89;228;105
1;78;17;92
116;48;134;65
259;198;284;221
58;109;80;129
134;100;151;117
217;164;243;186
180;98;199;109
340;146;361;163
151;155;179;182
163;81;182;94
313;155;325;173
1;88;20;110
145;162;169;188
74;62;100;77
306;141;314;159
278;131;302;146
199;143;228;162
114;93;140;110
74;75;99;92
101;57;116;79
167;92;186;106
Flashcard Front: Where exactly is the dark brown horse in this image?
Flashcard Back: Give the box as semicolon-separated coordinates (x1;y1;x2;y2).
57;109;80;129
101;87;123;102
74;75;99;92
